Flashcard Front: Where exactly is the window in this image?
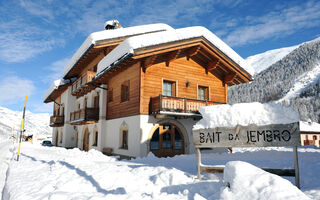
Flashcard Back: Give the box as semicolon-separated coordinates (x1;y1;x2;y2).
93;131;98;146
163;80;176;96
121;130;128;149
108;88;113;102
94;95;99;108
121;81;130;102
60;130;63;143
198;86;209;100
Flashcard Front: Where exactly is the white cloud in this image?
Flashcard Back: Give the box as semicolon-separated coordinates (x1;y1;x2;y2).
222;1;320;46
19;0;54;20
43;57;70;83
33;102;53;113
0;76;35;106
0;19;64;62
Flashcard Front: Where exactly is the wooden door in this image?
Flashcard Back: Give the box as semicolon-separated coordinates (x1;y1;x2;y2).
75;131;78;148
83;129;89;151
150;124;184;157
55;131;58;146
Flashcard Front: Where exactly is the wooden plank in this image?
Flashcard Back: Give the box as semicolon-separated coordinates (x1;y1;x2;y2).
262;168;295;176
193;122;301;148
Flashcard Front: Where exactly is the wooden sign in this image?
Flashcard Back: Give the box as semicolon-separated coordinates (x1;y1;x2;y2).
193;122;300;148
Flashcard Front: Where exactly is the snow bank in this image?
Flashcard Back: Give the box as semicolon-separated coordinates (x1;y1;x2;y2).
300;121;320;132
193;102;299;130
62;23;173;78
221;161;310;200
97;26;253;77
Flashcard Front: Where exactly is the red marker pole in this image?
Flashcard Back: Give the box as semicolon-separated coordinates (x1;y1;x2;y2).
17;96;27;161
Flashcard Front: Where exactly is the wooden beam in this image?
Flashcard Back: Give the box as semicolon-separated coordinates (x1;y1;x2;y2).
141;55;157;72
207;60;219;71
166;50;181;66
187;46;201;60
224;73;236;85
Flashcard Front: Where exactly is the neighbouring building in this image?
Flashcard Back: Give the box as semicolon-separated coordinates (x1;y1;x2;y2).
300;121;320;147
44;21;252;158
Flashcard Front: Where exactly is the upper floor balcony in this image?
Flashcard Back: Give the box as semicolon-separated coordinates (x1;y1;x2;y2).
49;115;64;127
150;95;224;118
71;71;96;97
70;107;99;125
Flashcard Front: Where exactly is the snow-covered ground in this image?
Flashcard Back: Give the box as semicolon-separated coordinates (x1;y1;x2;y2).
1;137;319;200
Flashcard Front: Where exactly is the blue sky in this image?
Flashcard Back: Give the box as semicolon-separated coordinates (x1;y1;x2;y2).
1;0;320;114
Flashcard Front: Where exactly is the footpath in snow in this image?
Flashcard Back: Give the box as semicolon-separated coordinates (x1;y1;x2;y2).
0;140;319;200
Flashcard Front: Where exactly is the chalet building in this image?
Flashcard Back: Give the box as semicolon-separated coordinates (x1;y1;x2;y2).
44;21;252;158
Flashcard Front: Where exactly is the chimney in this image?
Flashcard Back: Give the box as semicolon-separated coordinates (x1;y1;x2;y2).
104;20;122;30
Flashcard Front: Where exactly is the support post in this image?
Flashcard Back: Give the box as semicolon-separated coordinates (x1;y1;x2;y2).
197;148;201;180
293;146;300;189
17;96;27;161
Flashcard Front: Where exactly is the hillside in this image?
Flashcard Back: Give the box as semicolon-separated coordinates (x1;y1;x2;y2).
0;106;51;140
246;45;298;74
229;38;320;123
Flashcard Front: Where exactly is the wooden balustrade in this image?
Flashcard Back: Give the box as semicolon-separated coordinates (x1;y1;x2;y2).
70;107;99;125
71;71;96;97
49;115;64;127
150;95;224;116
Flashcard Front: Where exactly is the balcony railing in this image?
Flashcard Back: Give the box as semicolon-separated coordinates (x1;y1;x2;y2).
71;71;96;97
49;115;64;127
150;95;225;117
70;107;99;125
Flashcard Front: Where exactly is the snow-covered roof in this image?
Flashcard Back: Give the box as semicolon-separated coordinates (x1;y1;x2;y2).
62;23;174;78
97;26;254;76
43;79;63;101
193;102;299;130
300;121;320;133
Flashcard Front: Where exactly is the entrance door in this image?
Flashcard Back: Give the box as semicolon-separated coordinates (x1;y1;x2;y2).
75;131;78;148
83;129;89;151
150;124;184;157
55;131;59;146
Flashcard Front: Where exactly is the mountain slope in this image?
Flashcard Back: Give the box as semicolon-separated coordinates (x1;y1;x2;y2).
229;37;320;122
246;45;298;74
0;106;51;139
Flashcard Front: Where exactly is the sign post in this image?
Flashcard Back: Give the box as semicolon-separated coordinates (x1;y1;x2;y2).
193;122;301;188
17;96;27;161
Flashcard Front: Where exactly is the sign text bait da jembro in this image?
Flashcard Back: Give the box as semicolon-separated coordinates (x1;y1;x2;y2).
199;129;292;144
193;122;300;148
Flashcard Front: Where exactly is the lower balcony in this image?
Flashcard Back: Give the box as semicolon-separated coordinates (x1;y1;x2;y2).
70;107;99;125
49;116;64;127
150;95;225;118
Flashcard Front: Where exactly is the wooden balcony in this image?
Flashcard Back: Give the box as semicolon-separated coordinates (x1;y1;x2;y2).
71;71;96;97
49;115;64;127
70;107;99;125
150;95;225;118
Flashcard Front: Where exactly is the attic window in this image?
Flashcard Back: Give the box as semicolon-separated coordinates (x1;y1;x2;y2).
121;81;130;102
163;80;176;96
198;86;209;100
108;88;113;102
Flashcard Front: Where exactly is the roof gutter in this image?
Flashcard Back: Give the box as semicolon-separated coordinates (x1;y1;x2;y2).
92;52;134;82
